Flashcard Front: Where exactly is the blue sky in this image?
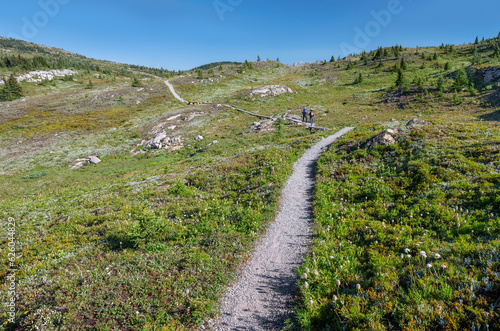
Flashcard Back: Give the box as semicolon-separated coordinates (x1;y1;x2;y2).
0;0;499;70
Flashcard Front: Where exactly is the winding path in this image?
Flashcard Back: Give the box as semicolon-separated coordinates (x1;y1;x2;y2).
165;80;188;103
209;127;354;330
164;79;354;329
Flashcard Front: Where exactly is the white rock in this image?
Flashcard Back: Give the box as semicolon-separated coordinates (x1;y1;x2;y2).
195;135;203;140
250;85;293;98
88;156;101;165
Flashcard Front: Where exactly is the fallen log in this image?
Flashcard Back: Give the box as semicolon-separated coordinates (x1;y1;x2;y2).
223;104;273;119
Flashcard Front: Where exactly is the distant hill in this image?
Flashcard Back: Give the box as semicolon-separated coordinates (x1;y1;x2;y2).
0;36;176;78
191;61;242;71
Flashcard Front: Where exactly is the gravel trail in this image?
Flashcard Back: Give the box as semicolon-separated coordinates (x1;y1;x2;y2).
165;80;188;103
209;127;354;330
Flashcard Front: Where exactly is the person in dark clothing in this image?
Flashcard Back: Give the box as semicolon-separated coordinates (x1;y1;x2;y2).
302;107;308;122
309;109;315;126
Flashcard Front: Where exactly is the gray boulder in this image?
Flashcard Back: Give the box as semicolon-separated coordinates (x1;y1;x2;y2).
406;118;430;127
145;131;168;149
88;156;101;165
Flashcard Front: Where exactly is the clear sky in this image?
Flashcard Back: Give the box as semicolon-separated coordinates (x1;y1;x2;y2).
1;0;499;70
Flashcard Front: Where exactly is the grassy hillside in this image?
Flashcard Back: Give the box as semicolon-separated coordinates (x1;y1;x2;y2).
0;33;499;330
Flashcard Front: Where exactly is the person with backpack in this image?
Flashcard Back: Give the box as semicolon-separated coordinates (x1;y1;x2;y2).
302;107;308;122
309;109;315;126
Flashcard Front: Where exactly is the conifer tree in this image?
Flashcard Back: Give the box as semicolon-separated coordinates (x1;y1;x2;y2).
353;73;363;84
453;68;469;91
8;74;23;98
475;36;479;44
493;42;500;58
346;60;354;70
132;76;143;87
444;62;451;71
433;52;438;60
395;68;404;87
86;79;94;89
437;77;444;92
330;56;336;62
400;57;408;71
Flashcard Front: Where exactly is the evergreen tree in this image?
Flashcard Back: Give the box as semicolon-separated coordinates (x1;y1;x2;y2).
8;74;23;98
346;60;354;70
444;62;451;71
257;55;261;62
218;63;223;71
330;56;336;62
437;77;444;92
475;36;479;44
452;68;469;91
393;45;400;58
383;48;389;57
86;79;94;89
493;42;500;57
395;68;405;87
131;76;143;87
433;52;438;60
472;46;480;64
400;57;408;70
276;57;280;63
353;73;363;84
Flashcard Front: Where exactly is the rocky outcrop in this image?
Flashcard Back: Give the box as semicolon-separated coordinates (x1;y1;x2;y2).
0;70;78;85
69;155;102;170
250;85;293;98
475;66;500;84
247;118;277;133
144;132;184;151
406;118;431;126
144;131;168;149
372;129;399;146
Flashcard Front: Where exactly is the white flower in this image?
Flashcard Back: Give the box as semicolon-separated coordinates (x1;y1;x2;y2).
400;254;404;259
309;297;314;305
356;284;361;291
435;253;441;259
305;268;310;273
420;251;427;258
441;264;447;269
406;254;412;258
336;280;341;287
426;263;433;269
301;273;308;279
404;248;411;253
330;256;334;259
304;281;309;289
313;269;319;277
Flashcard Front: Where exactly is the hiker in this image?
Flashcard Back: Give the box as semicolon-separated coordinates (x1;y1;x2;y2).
302;107;308;122
309;109;315;126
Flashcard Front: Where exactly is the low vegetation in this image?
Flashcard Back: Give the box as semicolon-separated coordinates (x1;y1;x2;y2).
297;122;500;330
0;32;499;329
